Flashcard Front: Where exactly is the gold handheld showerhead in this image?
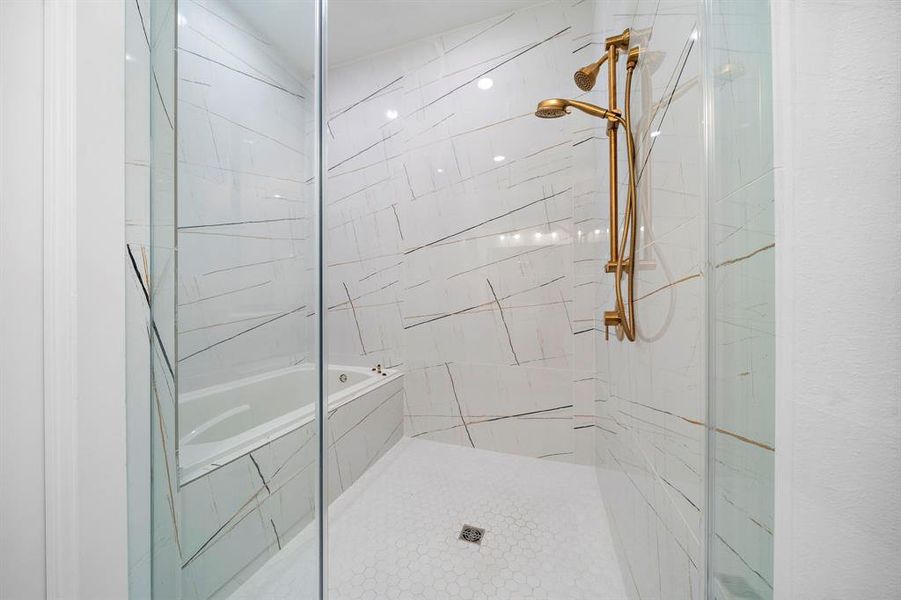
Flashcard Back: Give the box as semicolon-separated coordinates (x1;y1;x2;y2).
534;98;570;118
573;54;607;92
534;98;619;121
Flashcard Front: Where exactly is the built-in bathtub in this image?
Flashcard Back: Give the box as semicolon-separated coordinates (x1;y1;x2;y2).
178;364;404;600
179;364;398;483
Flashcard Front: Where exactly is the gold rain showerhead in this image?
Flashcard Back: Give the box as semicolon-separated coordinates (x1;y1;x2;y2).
534;98;619;121
573;54;608;92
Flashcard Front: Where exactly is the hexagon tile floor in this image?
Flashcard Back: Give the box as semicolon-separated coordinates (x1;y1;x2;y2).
231;437;628;600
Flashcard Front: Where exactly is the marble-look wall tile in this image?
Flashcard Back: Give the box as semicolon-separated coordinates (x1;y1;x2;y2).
327;0;601;463
590;1;707;598
176;0;315;395
172;2;321;598
327;376;405;503
590;0;775;597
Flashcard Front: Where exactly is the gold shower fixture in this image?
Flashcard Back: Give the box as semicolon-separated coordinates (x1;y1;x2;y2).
573;55;606;92
535;98;619;121
573;28;629;91
534;29;641;342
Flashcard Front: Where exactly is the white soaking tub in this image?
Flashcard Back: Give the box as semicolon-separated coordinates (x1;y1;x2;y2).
178;363;400;483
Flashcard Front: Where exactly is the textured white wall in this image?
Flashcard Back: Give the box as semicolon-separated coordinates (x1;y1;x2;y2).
0;3;129;597
0;2;47;597
74;2;129;597
772;1;901;597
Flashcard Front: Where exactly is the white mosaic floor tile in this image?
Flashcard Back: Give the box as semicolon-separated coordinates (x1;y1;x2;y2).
231;438;627;600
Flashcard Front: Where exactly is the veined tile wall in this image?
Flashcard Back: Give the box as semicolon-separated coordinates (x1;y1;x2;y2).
326;0;599;463
590;1;708;598
172;2;321;598
179;375;404;600
590;1;775;599
176;0;315;394
127;1;618;598
126;2;774;598
128;0;320;597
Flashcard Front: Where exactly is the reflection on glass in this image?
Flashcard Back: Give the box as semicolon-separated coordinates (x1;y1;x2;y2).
707;1;776;599
173;1;319;598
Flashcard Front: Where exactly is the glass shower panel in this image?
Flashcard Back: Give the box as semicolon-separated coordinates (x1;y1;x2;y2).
323;1;619;598
148;1;180;597
704;0;776;598
169;1;321;598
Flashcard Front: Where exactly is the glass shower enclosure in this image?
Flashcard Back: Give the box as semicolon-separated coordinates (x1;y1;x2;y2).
127;1;775;599
130;0;322;597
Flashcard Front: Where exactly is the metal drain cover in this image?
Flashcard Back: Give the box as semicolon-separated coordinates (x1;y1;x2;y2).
459;524;485;545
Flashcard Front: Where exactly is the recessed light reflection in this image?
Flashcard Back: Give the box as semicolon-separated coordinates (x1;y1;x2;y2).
177;13;188;26
499;234;506;241
513;233;521;240
552;231;559;239
534;232;542;239
650;130;662;138
477;77;494;90
594;229;601;235
493;155;506;163
691;29;699;41
386;109;399;120
125;53;135;62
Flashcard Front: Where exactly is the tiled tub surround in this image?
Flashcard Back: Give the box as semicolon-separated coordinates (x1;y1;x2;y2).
179;364;396;482
180;369;404;600
176;0;315;395
326;0;600;463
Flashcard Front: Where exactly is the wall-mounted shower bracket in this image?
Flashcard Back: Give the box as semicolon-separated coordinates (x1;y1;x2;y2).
603;310;623;341
605;29;631;48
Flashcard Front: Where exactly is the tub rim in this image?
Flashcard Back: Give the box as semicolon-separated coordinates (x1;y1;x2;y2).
178;364;400;485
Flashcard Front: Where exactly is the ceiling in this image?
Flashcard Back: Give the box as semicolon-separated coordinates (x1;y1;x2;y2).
227;0;544;74
327;0;545;66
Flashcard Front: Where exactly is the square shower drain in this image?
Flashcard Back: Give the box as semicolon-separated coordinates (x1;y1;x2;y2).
459;524;485;545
